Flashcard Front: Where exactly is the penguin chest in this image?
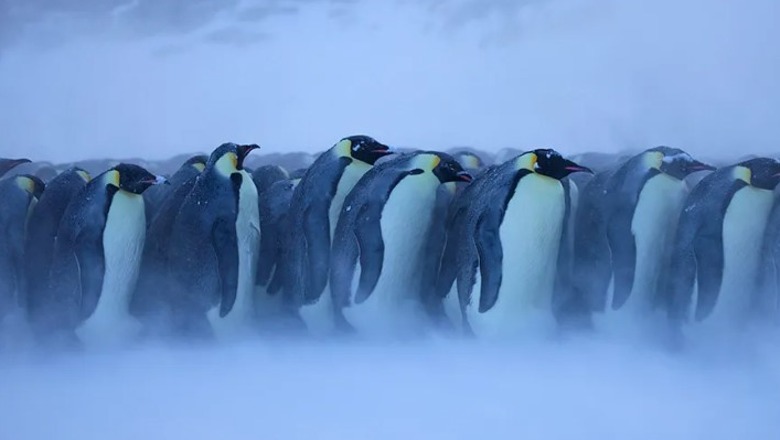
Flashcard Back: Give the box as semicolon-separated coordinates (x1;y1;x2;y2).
468;175;565;338
709;186;774;324
329;161;371;237
624;174;687;312
209;171;260;337
343;174;439;336
77;190;146;346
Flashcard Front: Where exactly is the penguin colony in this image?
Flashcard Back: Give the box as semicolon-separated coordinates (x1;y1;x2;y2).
1;139;780;350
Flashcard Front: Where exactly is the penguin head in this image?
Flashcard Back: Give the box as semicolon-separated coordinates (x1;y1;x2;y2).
211;143;261;176
15;174;45;199
416;152;473;183
184;155;208;173
645;147;715;179
73;167;92;183
0;158;31;178
518;149;592;179
735;158;780;190
456;152;484;171
335;135;392;165
108;163;168;194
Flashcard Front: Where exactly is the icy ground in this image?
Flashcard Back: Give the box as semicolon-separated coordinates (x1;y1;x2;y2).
2;331;779;440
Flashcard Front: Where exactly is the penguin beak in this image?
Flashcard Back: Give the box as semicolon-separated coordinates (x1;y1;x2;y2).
0;158;31;177
689;161;716;172
372;144;392;155
457;170;473;182
564;164;593;174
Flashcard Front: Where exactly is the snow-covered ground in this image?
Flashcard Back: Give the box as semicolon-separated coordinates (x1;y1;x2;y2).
2;329;779;439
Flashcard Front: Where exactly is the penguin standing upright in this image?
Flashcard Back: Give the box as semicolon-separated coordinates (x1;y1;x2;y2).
33;164;165;348
252;166;295;329
143;155;207;226
165;143;260;340
284;135;391;336
454;150;591;339
0;175;44;322
665;158;780;337
0;158;31;179
433;165;499;329
24;168;91;318
131;156;209;338
329;152;472;338
572;147;714;331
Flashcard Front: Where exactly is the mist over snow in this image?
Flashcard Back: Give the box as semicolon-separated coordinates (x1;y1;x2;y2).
2;331;780;439
0;0;778;162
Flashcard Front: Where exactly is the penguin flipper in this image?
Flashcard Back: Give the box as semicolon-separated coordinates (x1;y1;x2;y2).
303;205;331;302
607;210;637;310
354;203;385;304
475;211;503;313
213;217;239;317
692;234;723;321
74;232;106;321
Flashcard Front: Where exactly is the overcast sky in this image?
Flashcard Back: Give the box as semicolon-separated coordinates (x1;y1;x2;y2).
0;0;777;162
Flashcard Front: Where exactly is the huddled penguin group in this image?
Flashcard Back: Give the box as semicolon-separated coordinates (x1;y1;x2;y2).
2;139;780;350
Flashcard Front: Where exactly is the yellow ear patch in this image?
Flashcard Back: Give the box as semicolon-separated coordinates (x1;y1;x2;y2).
215;152;238;177
431;155;441;169
192;163;206;172
334;139;353;157
644;151;664;169
515;152;538;171
15;176;35;194
77;170;91;182
105;170;120;187
733;166;751;184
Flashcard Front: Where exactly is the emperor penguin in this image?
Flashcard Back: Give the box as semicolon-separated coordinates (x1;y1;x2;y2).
432;165;500;330
131;158;209;338
254;170;298;330
0;158;31;179
454;150;592;339
24;168;91;317
34;164;165;349
330;152;472;338
165;143;261;340
284;135;391;336
664;158;780;339
143;155;207;226
572;147;714;331
0;174;45;321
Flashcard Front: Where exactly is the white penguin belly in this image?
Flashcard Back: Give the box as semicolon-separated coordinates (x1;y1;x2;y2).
301;161;371;336
625;174;686;312
466;175;565;339
703;186;774;328
342;175;438;338
209;171;261;340
77;190;145;348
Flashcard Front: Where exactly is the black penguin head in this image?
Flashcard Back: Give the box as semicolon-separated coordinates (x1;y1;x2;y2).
335;135;392;165
15;174;45;199
184;155;208;173
735;157;780;190
519;149;593;179
645;146;715;179
210;143;261;176
0;158;31;178
252;165;289;193
109;163;167;194
419;152;473;183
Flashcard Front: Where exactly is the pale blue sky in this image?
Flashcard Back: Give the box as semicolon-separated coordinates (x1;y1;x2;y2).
0;0;777;162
